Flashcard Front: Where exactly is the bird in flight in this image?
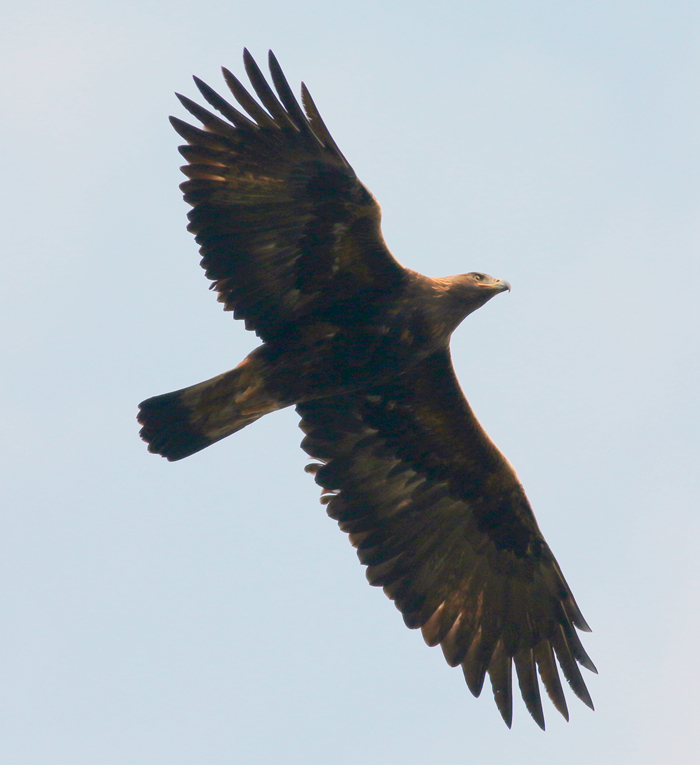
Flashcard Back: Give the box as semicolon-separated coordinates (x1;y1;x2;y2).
138;49;596;729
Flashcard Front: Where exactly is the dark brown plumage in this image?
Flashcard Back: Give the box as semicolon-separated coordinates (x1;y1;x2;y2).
138;49;596;729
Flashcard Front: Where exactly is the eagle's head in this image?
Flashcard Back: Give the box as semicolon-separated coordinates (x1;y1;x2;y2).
436;271;511;327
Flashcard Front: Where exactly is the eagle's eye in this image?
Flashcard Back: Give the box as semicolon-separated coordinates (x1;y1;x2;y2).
471;273;483;282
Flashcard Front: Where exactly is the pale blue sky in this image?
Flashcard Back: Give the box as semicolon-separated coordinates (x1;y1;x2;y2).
1;2;698;763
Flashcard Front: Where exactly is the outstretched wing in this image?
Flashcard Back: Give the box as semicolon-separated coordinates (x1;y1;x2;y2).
297;350;595;729
171;50;407;341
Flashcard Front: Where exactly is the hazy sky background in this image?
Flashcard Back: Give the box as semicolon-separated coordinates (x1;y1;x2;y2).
1;1;698;763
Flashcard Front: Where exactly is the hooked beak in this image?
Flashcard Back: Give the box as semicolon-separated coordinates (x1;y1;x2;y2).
479;278;510;293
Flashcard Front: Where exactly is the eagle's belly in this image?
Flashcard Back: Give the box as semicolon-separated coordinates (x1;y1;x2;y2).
254;310;447;405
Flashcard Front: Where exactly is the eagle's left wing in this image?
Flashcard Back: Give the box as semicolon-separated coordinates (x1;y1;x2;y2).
169;50;407;342
297;350;595;729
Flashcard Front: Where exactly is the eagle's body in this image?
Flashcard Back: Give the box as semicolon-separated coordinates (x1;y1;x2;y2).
138;50;596;729
143;270;507;459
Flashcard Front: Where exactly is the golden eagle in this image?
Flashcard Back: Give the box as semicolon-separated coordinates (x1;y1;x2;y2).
138;50;596;729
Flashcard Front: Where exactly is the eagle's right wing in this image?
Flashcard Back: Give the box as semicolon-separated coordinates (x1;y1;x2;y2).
171;50;407;341
297;349;596;729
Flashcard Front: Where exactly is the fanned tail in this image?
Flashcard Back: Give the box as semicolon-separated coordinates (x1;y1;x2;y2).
138;357;280;461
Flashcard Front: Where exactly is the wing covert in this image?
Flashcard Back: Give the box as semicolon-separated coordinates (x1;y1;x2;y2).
297;350;595;728
171;50;407;340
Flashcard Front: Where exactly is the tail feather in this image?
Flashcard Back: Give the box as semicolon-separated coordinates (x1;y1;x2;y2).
138;389;224;460
138;361;279;461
